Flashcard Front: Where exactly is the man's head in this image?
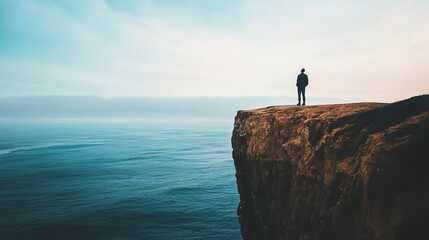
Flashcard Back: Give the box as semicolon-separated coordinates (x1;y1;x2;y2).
301;68;305;73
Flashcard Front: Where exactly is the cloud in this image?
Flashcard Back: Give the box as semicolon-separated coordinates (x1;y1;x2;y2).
0;0;428;101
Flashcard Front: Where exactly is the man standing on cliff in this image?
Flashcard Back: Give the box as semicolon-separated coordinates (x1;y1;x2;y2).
296;68;309;106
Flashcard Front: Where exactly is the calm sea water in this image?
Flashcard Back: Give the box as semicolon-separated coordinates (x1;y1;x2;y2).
0;122;241;240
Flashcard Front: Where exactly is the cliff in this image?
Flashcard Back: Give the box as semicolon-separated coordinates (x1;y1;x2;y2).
232;95;429;240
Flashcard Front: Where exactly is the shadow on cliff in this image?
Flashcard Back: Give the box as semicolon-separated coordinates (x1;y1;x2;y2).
328;95;429;238
329;94;429;136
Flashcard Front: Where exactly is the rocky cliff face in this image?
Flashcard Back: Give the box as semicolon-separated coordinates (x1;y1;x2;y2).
232;95;429;240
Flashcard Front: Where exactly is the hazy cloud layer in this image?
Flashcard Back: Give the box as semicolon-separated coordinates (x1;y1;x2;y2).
0;95;344;123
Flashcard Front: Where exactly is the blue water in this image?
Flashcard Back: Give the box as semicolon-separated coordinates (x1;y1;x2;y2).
0;122;241;240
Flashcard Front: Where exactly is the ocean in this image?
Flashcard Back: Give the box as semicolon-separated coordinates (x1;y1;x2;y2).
0;121;241;240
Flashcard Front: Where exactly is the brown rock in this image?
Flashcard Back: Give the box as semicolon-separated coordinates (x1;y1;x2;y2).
232;95;429;240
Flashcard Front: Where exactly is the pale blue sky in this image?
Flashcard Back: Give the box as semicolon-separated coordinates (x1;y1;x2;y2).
1;0;428;101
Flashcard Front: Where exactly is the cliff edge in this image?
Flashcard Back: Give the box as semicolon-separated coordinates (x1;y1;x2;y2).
232;95;429;240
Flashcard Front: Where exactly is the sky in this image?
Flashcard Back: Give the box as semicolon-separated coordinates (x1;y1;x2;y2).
1;0;428;102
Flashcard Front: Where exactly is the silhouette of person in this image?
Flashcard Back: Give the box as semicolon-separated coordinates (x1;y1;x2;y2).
296;68;309;106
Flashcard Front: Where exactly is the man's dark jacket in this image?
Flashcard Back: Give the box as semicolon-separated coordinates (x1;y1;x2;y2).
296;73;309;88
